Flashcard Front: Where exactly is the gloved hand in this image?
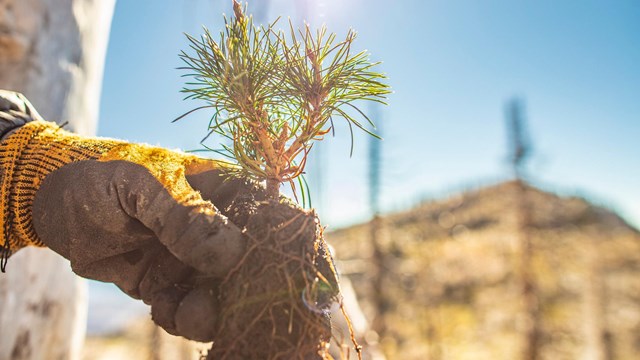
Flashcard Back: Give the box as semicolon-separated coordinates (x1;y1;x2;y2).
0;90;268;341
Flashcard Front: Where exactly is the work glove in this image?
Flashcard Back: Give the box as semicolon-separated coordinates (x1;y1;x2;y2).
0;90;267;341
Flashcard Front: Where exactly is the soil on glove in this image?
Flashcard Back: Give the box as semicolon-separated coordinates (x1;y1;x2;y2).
208;198;339;359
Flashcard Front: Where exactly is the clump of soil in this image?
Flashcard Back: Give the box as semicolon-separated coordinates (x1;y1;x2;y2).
208;198;339;359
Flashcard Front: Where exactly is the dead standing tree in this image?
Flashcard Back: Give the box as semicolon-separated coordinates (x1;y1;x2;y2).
505;98;540;360
0;0;115;358
368;103;387;338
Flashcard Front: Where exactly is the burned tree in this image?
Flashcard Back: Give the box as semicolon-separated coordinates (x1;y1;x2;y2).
506;98;540;360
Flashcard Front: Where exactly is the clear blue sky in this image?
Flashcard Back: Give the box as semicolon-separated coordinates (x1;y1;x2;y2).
99;0;640;229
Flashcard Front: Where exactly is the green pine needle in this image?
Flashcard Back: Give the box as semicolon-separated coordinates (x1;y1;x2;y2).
178;1;390;200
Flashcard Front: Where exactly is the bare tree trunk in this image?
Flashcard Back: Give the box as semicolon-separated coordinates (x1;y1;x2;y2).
149;325;162;360
515;181;540;360
582;237;611;360
0;0;115;358
370;215;387;337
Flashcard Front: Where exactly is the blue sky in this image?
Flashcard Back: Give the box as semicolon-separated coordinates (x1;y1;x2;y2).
100;0;640;229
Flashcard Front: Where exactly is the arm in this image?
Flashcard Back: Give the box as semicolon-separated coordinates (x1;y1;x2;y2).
0;90;263;341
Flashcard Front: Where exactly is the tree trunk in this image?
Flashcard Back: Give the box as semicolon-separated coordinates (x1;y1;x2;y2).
0;0;115;358
370;215;387;337
582;236;610;360
515;181;540;360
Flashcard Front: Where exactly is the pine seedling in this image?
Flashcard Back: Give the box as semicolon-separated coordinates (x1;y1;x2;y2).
178;0;390;200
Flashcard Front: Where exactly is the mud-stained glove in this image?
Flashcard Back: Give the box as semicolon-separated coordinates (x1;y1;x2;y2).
0;90;266;341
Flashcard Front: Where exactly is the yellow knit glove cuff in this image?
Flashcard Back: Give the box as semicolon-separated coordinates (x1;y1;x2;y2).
0;120;207;259
0;121;120;254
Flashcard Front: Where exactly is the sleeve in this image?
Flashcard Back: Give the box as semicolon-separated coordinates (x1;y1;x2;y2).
0;91;41;140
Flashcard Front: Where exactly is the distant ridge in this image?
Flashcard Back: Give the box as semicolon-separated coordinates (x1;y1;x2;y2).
328;180;640;360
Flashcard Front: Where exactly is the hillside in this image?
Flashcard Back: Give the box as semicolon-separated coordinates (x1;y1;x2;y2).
327;181;640;360
82;315;206;360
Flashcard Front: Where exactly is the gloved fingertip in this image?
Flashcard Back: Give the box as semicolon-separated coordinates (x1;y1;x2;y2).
150;287;187;336
175;286;219;342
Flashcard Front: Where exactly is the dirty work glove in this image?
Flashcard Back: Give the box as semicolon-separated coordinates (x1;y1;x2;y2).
0;90;265;341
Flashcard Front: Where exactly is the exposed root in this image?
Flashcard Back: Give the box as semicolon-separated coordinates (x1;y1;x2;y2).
339;301;362;360
207;199;341;359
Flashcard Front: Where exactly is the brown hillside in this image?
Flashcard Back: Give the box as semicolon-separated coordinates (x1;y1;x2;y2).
328;181;640;360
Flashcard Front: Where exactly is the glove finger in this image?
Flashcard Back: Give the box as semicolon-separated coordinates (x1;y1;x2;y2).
174;282;219;341
149;279;220;342
138;245;196;299
142;248;220;342
33;159;246;276
150;285;188;337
